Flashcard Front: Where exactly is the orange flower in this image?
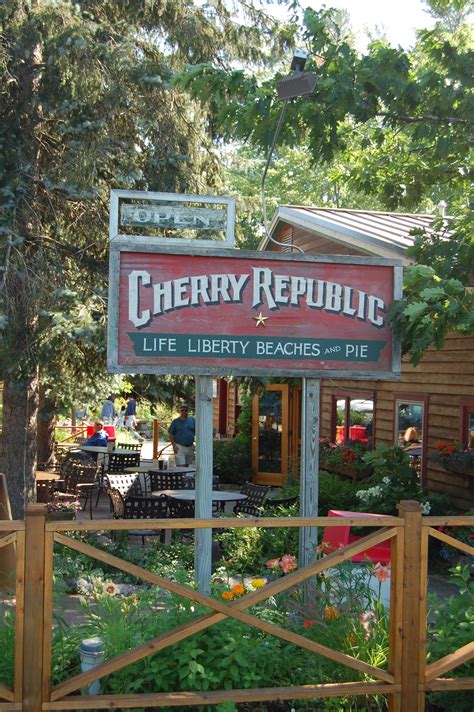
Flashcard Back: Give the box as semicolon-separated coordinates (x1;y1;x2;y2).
324;606;340;622
303;619;315;628
221;591;234;601
345;633;358;647
231;583;245;596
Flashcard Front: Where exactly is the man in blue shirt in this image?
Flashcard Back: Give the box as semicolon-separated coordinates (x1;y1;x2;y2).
82;420;109;460
168;404;195;466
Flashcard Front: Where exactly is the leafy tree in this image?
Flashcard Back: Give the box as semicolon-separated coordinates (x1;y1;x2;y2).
0;0;291;516
177;3;473;361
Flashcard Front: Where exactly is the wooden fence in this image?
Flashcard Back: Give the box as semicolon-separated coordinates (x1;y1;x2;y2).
0;502;473;711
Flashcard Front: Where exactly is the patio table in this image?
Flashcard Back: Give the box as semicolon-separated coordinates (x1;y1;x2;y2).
152;489;247;510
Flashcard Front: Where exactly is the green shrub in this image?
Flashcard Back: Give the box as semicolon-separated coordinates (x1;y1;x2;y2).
318;469;361;514
213;435;252;485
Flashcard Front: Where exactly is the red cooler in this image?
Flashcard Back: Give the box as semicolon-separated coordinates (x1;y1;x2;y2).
86;424;116;441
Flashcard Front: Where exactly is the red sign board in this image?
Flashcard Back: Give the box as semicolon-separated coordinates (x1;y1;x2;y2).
108;246;402;379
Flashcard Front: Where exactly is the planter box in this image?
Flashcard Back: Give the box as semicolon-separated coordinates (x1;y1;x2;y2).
442;463;474;477
47;512;76;521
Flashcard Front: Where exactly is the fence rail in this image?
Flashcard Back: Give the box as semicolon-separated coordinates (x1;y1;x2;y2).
0;502;473;712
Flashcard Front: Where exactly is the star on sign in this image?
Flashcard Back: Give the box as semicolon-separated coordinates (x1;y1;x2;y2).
254;312;269;327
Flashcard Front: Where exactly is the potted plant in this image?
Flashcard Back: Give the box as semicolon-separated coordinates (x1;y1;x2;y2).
319;442;372;480
46;498;81;520
431;443;474;476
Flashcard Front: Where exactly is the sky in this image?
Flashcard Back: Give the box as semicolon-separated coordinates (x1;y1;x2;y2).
289;0;437;50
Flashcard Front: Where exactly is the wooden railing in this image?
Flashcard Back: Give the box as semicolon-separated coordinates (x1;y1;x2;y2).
0;503;473;711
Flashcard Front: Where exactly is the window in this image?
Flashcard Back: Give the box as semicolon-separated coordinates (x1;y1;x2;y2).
331;394;374;445
395;397;427;481
395;400;424;447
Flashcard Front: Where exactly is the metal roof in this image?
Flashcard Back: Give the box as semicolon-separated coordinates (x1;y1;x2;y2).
262;206;444;259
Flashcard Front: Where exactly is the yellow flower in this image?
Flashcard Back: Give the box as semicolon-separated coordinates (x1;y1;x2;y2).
221;591;234;601
251;578;265;589
231;583;245;596
345;633;358;647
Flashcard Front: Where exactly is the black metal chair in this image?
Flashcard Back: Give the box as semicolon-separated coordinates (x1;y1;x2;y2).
105;473;143;498
56;461;99;518
107;452;140;473
116;442;141;452
164;495;195;542
233;482;270;517
36;479;56;503
106;488;170;544
147;471;190;492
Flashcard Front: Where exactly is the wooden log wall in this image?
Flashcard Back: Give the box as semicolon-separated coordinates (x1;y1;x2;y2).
320;334;474;510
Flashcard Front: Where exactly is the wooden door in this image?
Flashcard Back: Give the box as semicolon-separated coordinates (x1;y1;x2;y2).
252;385;289;485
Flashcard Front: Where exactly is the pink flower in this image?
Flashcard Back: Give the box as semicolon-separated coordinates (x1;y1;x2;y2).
280;554;297;573
266;558;281;570
374;564;390;582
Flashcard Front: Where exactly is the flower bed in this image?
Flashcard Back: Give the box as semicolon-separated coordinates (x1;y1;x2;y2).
319;442;372;480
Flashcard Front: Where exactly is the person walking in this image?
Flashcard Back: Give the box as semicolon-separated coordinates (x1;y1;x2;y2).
124;395;144;442
100;396;115;424
168;403;195;466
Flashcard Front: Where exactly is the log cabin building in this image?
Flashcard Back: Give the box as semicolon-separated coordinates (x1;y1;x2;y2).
213;207;474;510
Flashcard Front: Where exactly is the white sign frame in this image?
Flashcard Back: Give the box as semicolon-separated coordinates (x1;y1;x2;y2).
109;189;236;249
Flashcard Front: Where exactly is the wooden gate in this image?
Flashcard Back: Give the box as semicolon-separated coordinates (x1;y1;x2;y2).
1;503;473;711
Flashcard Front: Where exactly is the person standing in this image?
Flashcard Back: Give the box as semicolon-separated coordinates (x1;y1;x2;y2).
100;396;115;424
168;403;195;466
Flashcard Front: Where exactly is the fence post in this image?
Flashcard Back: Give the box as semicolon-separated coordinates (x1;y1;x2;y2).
398;500;425;712
22;504;47;712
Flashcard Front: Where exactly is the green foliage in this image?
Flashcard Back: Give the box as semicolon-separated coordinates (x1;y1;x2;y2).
217;504;299;575
356;445;453;515
213;392;253;485
318;469;361;514
0;607;15;687
427;565;474;711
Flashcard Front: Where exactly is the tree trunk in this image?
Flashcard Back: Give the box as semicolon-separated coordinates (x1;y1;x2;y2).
1;372;39;519
37;385;56;469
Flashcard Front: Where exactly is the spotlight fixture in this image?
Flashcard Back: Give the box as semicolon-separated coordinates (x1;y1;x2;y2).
276;49;318;101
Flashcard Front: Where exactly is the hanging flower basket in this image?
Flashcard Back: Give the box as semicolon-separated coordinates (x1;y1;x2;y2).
431;444;474;476
46;499;81;520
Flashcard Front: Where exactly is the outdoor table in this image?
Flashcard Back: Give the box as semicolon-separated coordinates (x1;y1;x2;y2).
35;470;60;482
152;489;247;513
80;446;132;455
124;465;196;475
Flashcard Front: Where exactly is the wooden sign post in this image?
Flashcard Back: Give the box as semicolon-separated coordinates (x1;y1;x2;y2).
108;190;402;591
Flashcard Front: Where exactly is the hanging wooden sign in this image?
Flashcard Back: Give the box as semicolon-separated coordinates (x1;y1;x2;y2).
108;245;402;379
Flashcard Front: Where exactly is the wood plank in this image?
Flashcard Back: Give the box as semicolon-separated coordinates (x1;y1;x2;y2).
13;531;25;704
399;502;424;712
44;681;400;709
47;515;402;532
388;529;403;712
422;677;474;692
425;641;474;681
22;505;47;712
418;525;429;710
428;527;474;557
42;532;55;702
0;683;14;702
0;532;17;549
424;516;474;527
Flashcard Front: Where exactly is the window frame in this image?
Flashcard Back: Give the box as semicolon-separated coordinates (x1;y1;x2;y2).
330;390;375;445
460;398;474;448
394;393;429;483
